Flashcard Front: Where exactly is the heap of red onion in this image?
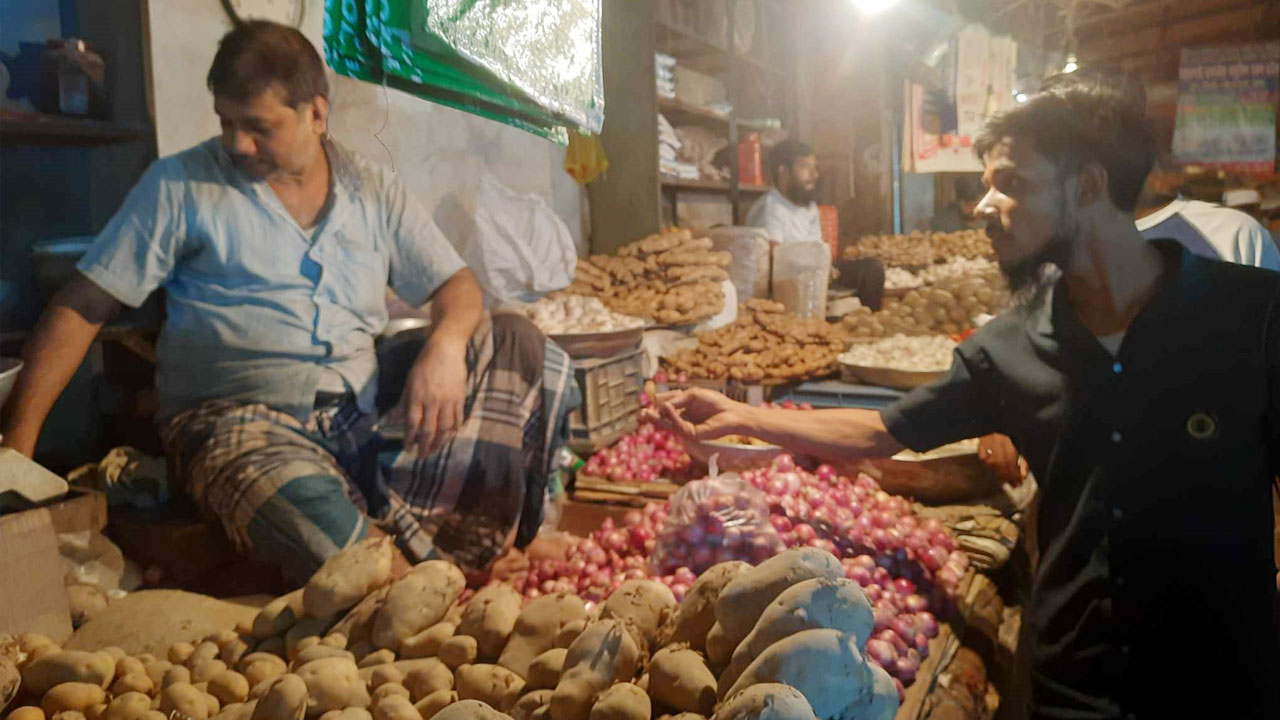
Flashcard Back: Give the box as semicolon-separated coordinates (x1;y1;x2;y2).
581;423;694;483
510;450;965;690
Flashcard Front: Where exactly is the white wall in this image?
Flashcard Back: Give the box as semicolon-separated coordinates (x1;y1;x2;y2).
146;0;586;251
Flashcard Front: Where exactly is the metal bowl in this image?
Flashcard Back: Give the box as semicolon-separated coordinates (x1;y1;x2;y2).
839;361;945;390
686;438;784;471
0;357;23;409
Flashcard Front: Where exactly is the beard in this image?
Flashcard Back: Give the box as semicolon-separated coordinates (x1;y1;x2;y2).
995;192;1077;303
786;183;818;205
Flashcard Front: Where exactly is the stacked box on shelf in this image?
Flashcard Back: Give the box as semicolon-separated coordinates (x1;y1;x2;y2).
568;349;644;454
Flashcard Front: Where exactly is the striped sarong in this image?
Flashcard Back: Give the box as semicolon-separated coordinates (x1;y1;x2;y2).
160;314;578;582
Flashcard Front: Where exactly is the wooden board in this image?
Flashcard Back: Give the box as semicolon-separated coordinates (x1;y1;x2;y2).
899;626;958;719
574;475;682;499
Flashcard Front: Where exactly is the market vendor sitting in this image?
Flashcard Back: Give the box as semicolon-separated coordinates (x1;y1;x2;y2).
0;21;576;584
747;139;886;310
652;86;1280;718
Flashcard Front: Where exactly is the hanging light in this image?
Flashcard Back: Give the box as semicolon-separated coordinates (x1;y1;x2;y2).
851;0;900;14
1062;55;1079;73
1014;91;1029;103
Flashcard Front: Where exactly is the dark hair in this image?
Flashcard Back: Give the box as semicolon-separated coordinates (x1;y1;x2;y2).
767;140;815;181
207;20;328;106
974;85;1154;212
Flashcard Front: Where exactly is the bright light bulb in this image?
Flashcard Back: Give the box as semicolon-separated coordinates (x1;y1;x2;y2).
851;0;899;13
1062;56;1079;73
1014;92;1029;103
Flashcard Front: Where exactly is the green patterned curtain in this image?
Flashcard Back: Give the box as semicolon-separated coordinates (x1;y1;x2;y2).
325;0;603;143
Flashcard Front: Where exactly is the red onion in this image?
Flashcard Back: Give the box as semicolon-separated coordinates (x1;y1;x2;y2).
917;612;939;638
815;464;838;484
892;655;918;684
772;454;797;473
865;638;897;667
891;615;917;641
893;578;916;597
862;583;883;603
669;583;689;602
922;546;948;572
847;565;873;586
793;523;817;543
876;628;908;655
673;567;697;585
872;607;895;633
770;514;793;533
914;633;930;658
903;594;928;613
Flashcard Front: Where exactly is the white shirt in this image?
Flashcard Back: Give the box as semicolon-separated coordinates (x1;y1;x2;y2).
746;188;822;243
1136;197;1280;271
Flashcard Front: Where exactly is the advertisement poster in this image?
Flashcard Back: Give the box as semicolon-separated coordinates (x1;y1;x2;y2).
1171;42;1279;173
904;24;1016;174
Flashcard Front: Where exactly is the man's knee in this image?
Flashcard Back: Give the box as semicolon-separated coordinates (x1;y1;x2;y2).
244;473;368;584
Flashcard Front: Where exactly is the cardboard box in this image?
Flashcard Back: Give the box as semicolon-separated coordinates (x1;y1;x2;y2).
675;66;727;108
0;507;74;641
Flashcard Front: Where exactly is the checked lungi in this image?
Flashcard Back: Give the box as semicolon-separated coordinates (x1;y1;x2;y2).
160;314;578;582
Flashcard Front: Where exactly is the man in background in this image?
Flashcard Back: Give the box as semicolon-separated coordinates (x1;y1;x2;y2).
1135;181;1279;270
931;174;985;232
748;139;885;309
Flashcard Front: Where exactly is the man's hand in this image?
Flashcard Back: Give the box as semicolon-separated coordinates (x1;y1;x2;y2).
978;433;1028;486
401;336;468;456
645;387;750;441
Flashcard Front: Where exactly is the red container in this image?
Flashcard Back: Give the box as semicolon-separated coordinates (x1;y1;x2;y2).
818;205;839;260
738;132;763;186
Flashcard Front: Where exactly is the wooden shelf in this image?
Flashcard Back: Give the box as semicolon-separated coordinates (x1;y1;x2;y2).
661;177;769;194
654;20;783;78
657;96;730;127
0;113;150;146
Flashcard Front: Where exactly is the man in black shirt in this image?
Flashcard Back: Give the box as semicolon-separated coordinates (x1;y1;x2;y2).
650;86;1280;718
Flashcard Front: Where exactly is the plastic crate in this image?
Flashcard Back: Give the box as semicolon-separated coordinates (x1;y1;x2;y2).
568;350;643;453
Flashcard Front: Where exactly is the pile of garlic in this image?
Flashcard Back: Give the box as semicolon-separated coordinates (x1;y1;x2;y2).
522;295;645;335
839;334;958;372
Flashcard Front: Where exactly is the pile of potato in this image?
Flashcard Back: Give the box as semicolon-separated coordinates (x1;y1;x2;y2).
663;300;850;382
842;230;993;267
842;276;1010;339
559;229;729;326
1;543;897;720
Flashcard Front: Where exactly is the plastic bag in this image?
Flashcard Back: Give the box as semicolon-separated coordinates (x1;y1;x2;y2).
650;456;785;575
708;226;772;300
772;241;831;318
458;174;579;304
564;131;609;184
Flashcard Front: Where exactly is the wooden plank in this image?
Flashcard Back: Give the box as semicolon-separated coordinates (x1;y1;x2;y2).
574;476;681;499
658;96;731;127
1074;0;1259;33
0;113;150;146
898;624;958;719
588;0;661;254
1078;4;1271;65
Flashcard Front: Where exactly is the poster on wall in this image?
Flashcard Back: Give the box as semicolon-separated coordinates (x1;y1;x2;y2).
1171;41;1279;173
903;24;1016;173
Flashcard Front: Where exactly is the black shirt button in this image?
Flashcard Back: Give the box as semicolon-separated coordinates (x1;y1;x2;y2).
1111;430;1123;444
1111;507;1123;520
